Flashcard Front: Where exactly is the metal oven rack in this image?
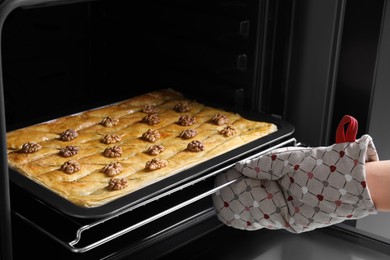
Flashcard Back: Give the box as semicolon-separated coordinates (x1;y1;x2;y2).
11;137;296;254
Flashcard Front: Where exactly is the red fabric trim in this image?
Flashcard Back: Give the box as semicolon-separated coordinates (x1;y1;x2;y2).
335;115;358;143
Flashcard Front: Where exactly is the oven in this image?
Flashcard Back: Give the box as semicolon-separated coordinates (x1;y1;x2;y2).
1;0;390;259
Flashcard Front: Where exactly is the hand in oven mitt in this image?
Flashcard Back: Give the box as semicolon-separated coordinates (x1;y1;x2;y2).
213;115;379;234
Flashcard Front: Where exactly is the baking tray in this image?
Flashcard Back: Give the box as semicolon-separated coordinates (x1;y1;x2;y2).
9;112;294;219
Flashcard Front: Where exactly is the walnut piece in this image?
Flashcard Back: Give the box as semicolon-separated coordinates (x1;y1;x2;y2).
220;125;238;137
179;129;198;139
145;158;168;170
142;129;160;142
104;146;122;158
102;162;123;177
60;129;78;141
100;116;119;127
142;113;160;125
107;178;128;190
102;133;121;144
59;146;79;157
147;144;165;155
177;115;196;126
60;160;80;174
174;102;192;113
212;114;229;125
19;142;41;153
187;140;205;152
142;104;159;114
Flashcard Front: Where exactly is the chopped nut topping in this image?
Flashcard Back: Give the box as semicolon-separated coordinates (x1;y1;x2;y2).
60;160;80;174
107;178;128;190
142;129;160;142
179;129;198;139
187;140;205;152
59;146;79;157
142;113;160;125
102;162;123;177
19;142;41;153
60;129;78;141
100;116;119;127
104;145;123;158
142;104;159;114
177;115;196;126
212;114;229;125
174;102;192;113
145;158;168;170
102;133;121;144
220;125;238;137
147;144;165;155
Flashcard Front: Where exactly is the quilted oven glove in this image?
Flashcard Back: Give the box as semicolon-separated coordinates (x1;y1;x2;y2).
213;115;379;233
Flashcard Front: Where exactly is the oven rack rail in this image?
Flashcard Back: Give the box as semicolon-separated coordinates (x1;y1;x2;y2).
13;138;297;253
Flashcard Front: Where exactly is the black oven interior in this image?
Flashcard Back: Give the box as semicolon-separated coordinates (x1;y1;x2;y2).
3;0;291;131
1;0;296;259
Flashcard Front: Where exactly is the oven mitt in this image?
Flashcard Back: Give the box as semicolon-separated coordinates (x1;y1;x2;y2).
213;115;379;233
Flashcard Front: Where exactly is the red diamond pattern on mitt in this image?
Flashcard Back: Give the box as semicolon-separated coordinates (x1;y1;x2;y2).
213;134;378;233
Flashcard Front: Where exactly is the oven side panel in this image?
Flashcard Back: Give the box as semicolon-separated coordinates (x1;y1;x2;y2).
282;0;384;147
283;0;346;146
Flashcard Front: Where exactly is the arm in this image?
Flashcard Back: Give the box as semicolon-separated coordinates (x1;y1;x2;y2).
366;160;390;212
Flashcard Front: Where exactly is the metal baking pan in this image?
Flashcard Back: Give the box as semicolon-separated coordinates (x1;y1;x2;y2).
9;113;294;219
